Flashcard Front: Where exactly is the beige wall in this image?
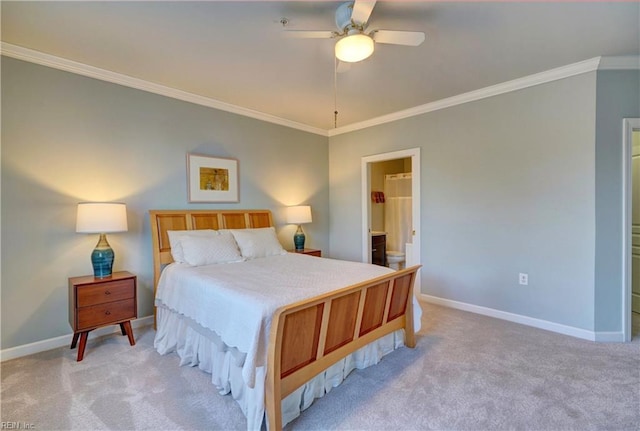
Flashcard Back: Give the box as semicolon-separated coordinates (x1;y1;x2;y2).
330;69;640;335
329;71;598;331
2;56;638;352
1;58;329;350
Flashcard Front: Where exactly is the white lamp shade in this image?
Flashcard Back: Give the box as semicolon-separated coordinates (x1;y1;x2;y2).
286;205;312;224
76;202;128;233
335;34;375;63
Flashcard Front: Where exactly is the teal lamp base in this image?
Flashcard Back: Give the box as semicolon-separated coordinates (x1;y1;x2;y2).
293;225;306;251
91;233;114;278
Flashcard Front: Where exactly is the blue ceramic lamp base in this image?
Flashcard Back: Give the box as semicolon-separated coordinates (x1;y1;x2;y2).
91;233;115;278
293;225;306;251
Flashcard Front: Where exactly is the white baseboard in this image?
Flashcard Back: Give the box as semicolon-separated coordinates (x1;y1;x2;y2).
2;297;625;363
419;294;625;342
0;315;154;362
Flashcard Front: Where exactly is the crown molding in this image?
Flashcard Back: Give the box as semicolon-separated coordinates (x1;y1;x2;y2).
329;55;640;136
2;42;637;139
0;42;329;137
328;57;606;136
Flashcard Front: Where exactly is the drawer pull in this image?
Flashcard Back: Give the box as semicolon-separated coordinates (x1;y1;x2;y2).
105;290;111;295
105;310;111;315
372;248;377;252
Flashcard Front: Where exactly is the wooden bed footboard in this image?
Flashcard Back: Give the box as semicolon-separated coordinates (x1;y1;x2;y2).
265;264;421;430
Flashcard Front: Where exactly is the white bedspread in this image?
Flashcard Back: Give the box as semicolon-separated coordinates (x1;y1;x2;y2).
155;253;420;389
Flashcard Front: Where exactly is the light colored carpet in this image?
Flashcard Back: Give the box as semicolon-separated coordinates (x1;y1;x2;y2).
1;302;639;431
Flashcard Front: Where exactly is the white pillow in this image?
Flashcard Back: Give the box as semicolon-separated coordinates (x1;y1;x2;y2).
181;231;244;266
230;227;287;259
167;229;218;263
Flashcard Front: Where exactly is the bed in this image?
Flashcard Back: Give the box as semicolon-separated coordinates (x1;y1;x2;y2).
150;209;421;430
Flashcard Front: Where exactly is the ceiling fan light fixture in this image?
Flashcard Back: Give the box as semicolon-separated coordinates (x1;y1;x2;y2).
335;34;374;63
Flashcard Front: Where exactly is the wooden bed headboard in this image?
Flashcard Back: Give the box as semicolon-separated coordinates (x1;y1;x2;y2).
149;209;274;298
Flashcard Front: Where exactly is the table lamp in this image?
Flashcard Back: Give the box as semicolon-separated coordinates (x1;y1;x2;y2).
286;205;312;251
76;202;128;278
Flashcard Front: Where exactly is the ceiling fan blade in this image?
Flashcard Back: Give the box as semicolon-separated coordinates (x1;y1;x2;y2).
372;30;425;46
283;30;335;39
351;0;377;25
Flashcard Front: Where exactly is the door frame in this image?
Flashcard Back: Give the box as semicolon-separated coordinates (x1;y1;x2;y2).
361;148;421;292
623;118;640;341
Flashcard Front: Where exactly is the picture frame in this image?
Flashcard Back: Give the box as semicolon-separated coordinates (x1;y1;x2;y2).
187;153;239;203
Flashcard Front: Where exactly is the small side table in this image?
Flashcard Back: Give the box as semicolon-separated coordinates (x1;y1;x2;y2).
289;248;322;257
68;271;137;361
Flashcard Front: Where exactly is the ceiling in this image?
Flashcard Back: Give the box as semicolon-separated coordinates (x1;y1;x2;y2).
2;1;639;132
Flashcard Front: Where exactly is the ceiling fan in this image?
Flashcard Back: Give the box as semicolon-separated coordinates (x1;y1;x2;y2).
284;0;425;63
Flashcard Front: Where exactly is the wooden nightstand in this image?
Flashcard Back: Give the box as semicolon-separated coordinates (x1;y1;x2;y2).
289;248;322;257
68;271;137;361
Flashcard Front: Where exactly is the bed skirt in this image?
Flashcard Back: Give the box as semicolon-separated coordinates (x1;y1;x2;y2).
154;304;408;430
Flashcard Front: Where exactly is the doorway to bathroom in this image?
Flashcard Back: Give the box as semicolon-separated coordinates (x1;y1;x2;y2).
361;148;421;293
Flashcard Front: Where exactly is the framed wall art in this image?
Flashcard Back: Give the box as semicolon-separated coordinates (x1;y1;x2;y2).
187;153;239;203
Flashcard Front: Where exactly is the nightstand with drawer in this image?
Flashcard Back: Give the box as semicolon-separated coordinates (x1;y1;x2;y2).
68;271;137;361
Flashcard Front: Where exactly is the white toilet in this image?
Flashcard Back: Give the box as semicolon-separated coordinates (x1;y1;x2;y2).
386;250;405;270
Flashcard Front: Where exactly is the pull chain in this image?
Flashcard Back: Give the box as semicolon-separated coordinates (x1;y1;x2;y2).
334;56;338;128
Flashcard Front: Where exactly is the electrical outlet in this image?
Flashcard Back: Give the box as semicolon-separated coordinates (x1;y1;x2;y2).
519;273;529;285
